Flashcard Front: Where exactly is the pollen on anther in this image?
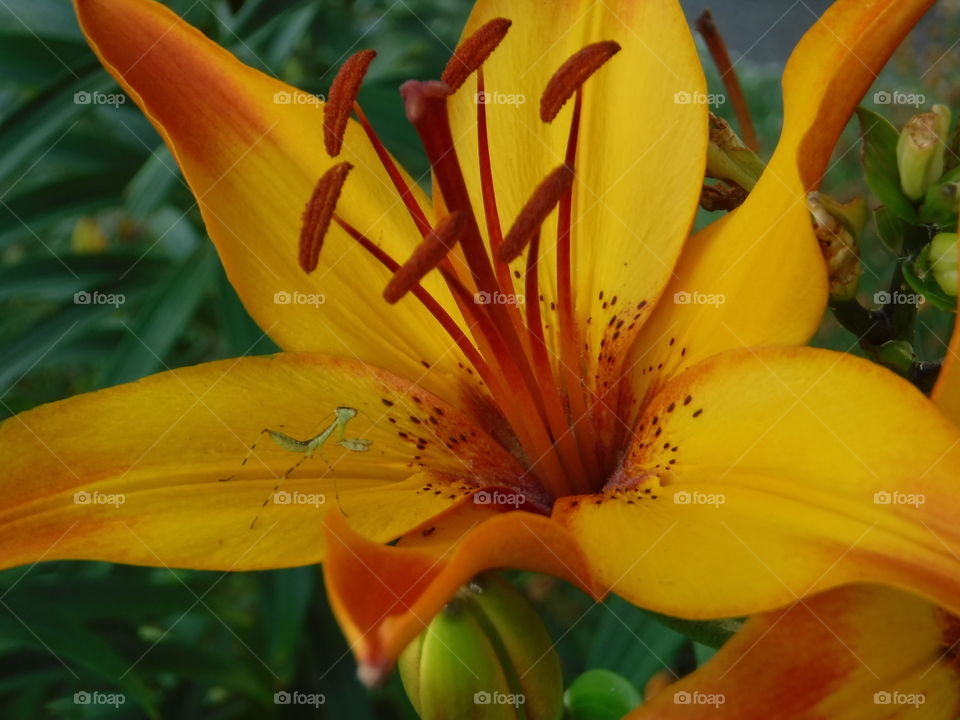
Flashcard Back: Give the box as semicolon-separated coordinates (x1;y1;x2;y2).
324;49;376;157
383;212;467;303
540;41;621;122
299;162;352;273
498;165;575;262
441;17;512;92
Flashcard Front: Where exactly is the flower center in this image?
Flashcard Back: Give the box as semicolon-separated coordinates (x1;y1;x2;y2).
300;19;621;502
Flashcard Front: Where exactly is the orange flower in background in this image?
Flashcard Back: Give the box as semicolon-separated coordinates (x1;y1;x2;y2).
0;1;956;712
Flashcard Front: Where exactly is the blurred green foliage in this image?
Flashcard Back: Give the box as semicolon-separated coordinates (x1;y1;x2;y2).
0;0;955;718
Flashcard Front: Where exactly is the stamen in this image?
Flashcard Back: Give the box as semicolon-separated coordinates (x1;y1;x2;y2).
523;231;592;492
400;80;506;301
439;266;573;498
299;162;352;273
554;90;601;482
441;17;512;92
383;212;466;303
540;41;620;122
324;49;376;157
498;165;574;263
695;11;758;152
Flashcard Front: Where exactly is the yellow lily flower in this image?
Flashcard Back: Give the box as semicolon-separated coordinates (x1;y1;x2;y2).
0;0;950;694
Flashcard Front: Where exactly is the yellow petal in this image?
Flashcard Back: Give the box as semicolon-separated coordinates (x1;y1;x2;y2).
323;506;594;680
629;585;960;719
627;0;935;412
555;348;960;620
447;0;707;390
73;0;470;399
0;353;522;570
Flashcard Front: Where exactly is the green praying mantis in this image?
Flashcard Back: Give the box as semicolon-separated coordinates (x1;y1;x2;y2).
222;406;372;527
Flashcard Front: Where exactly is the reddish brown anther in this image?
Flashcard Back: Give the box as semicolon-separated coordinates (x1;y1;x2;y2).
498;165;575;263
540;41;620;122
299;162;352;273
441;17;512;92
384;212;467;303
324;49;376;157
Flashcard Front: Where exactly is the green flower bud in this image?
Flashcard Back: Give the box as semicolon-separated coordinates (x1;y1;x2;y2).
930;231;958;296
897;104;951;201
919;179;959;229
564;669;641;720
399;575;563;720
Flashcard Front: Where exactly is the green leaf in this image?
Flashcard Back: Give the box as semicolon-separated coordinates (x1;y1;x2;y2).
0;170;130;247
0;255;153;303
262;4;321;70
0;0;84;41
693;642;717;667
0;611;156;715
134;643;273;704
213;267;276;357
855;107;918;223
873;205;907;254
0;302;113;392
0;34;89;85
0;69;113;182
639;609;742;650
259;568;316;683
587;595;687;687
124;146;181;220
97;244;217;386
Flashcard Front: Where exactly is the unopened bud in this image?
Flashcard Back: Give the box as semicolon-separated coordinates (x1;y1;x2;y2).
919;177;960;229
564;669;641;720
399;574;562;720
930;232;958;296
897;105;951;201
808;192;864;301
